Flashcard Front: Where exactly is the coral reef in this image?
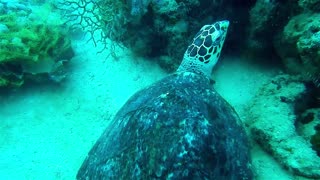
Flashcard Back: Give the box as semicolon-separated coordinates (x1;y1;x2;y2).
298;0;320;11
247;0;320;86
246;0;300;59
126;0;253;70
246;0;277;56
0;1;74;88
247;0;313;74
61;0;254;71
246;74;320;178
311;124;320;156
295;81;320;158
274;13;320;85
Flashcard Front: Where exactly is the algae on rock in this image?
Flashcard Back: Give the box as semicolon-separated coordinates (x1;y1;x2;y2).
0;2;74;88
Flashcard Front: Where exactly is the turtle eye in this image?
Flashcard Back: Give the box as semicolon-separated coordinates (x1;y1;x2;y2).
221;26;227;31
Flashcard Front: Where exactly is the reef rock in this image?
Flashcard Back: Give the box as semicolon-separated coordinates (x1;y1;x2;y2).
298;0;320;11
274;13;320;82
246;74;320;178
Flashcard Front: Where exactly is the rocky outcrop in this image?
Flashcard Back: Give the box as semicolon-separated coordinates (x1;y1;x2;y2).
246;74;320;178
274;13;320;83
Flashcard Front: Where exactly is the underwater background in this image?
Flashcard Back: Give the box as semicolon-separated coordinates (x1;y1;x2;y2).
0;0;320;179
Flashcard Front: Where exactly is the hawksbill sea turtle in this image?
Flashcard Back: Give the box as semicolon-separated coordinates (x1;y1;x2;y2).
77;20;253;179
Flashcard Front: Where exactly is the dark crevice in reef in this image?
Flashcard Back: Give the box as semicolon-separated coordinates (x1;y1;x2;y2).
295;81;320;156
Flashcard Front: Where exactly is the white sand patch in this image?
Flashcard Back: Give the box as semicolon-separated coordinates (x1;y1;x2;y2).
213;57;278;116
0;33;166;179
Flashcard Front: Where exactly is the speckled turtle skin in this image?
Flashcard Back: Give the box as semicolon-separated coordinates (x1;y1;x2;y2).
77;21;253;179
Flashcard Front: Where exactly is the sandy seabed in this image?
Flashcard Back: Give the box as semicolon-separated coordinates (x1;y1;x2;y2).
0;34;296;179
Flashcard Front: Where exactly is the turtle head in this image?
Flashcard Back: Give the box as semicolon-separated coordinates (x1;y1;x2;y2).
177;20;229;78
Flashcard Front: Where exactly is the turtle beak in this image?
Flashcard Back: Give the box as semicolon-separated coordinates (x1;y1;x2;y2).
219;20;229;33
216;20;229;44
213;20;229;52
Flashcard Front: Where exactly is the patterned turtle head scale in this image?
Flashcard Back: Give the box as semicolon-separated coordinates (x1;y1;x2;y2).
178;20;229;78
